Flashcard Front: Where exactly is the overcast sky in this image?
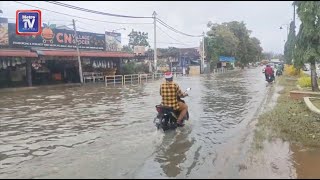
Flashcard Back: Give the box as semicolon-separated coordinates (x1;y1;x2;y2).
1;1;299;54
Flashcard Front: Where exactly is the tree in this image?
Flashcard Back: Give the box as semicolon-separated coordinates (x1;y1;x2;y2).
128;29;150;49
294;1;319;91
284;21;296;65
122;45;133;53
205;21;262;69
225;21;252;67
206;23;239;68
247;37;263;63
261;52;273;60
158;47;180;58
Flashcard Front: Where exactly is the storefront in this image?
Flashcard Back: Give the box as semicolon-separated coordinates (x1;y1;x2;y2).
0;49;36;88
0;49;133;88
218;56;236;69
0;18;134;88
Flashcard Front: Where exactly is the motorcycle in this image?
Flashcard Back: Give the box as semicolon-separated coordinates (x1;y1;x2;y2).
154;88;191;131
276;69;283;76
266;73;274;83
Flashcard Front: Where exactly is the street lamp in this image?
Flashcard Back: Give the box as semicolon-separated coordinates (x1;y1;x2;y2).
280;24;289;37
111;28;126;33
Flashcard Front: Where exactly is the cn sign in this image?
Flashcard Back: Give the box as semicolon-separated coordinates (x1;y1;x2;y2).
16;10;42;36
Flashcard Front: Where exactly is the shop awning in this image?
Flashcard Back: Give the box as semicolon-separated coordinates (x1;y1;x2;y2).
0;49;38;57
81;51;134;58
35;50;135;58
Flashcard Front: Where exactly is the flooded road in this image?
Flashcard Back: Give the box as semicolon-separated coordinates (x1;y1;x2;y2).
0;68;293;178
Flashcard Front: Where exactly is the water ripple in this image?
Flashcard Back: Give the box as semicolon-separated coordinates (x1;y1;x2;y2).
0;68;267;178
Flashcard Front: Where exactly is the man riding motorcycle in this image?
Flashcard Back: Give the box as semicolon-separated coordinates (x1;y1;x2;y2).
276;64;283;76
265;64;275;82
160;72;188;126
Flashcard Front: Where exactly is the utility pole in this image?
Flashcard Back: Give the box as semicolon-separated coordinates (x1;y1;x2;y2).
293;4;296;35
72;19;83;84
153;11;157;72
292;3;296;64
201;32;205;74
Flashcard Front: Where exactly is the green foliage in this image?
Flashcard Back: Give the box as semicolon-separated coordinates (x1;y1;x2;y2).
128;29;150;49
294;1;320;91
206;21;263;68
122;62;149;75
284;21;296;65
122;62;135;75
255;76;320;147
158;47;180;58
122;45;133;53
298;76;312;87
247;37;263;63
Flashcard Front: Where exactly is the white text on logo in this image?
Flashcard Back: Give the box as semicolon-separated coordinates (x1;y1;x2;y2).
22;15;36;29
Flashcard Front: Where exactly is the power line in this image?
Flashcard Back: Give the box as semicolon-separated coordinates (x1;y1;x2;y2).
17;1;202;37
13;1;153;25
6;17;68;22
11;1;201;47
45;1;152;19
156;18;202;37
120;37;193;46
156;25;195;45
12;1;202;38
157;18;202;37
68;21;194;46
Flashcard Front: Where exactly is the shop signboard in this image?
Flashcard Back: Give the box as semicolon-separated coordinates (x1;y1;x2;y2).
0;18;9;47
7;23;105;50
105;31;121;51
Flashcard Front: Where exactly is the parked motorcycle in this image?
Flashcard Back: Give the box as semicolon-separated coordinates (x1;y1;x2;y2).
154;88;191;131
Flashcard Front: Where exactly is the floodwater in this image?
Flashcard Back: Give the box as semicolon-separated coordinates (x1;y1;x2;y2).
0;68;319;178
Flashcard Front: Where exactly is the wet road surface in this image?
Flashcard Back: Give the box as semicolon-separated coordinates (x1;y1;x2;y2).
0;68;288;178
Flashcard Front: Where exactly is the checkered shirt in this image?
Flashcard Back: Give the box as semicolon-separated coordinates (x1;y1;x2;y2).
160;81;184;110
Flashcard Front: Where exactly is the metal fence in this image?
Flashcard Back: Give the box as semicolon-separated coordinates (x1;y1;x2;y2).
173;72;184;77
213;68;228;74
153;73;163;80
123;74;140;85
105;75;124;86
139;74;154;84
101;69;229;87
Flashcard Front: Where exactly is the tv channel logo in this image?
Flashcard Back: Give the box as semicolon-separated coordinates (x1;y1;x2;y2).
16;10;42;35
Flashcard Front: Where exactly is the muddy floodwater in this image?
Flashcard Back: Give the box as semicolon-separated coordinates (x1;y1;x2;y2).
1;68;319;178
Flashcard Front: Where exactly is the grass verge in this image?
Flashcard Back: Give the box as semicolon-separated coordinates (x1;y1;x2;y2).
310;98;320;110
253;75;320;150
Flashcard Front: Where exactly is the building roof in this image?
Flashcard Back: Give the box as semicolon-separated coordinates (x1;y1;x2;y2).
55;25;73;30
270;59;281;63
0;49;38;57
0;49;134;58
35;49;134;58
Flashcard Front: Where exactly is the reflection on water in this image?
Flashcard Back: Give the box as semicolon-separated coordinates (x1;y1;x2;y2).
154;126;194;177
0;68;272;178
291;144;320;179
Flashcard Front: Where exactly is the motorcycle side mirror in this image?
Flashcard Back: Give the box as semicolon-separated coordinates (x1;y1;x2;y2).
186;88;191;91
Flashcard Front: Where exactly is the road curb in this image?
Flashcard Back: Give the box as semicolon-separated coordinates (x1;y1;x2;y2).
303;97;320;115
